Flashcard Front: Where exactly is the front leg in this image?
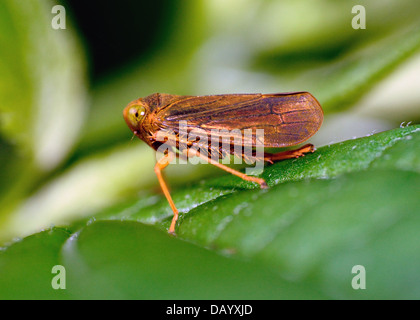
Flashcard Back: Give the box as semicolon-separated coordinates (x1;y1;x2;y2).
154;152;178;234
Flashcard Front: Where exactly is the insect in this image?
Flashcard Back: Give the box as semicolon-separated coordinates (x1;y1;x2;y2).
123;92;323;234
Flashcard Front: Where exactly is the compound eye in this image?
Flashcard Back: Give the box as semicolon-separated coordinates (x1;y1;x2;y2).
124;105;146;129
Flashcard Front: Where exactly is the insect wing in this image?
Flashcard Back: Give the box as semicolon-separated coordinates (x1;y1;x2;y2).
158;92;323;148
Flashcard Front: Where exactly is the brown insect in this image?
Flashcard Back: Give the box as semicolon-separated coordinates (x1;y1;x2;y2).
123;92;323;234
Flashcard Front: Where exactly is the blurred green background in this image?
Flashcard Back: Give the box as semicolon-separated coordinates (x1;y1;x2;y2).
0;0;420;299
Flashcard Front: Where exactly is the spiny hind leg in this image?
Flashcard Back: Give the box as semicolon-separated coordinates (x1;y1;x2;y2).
264;144;315;163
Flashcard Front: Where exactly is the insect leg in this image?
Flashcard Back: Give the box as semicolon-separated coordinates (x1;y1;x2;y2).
154;151;179;234
264;143;315;163
185;148;268;189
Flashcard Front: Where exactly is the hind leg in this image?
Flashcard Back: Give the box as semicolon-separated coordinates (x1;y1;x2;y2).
264;144;315;163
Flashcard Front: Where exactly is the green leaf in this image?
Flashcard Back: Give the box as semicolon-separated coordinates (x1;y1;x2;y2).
1;125;418;299
0;227;71;299
0;222;324;299
98;125;420;299
97;125;419;225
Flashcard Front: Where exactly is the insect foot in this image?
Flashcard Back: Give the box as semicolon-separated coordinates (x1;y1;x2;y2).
258;178;268;189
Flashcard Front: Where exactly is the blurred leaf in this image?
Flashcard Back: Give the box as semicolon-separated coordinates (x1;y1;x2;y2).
0;0;87;169
0;143;155;241
207;0;420;56
177;169;420;299
0;227;71;299
311;24;420;113
0;0;87;222
0;223;324;299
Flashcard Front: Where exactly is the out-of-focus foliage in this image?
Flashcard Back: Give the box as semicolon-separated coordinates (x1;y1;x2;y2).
0;0;86;225
0;0;420;299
